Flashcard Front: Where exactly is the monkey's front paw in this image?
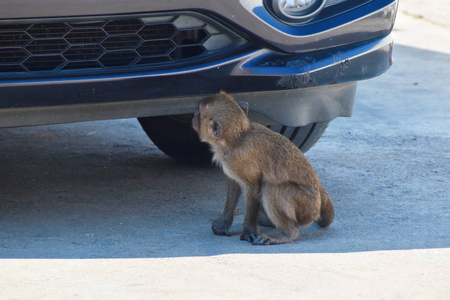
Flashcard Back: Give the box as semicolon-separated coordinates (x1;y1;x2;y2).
212;219;231;236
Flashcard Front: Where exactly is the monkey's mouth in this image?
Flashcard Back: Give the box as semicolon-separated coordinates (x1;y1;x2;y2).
192;111;200;133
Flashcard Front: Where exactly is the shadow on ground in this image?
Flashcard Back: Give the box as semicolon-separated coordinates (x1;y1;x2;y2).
0;45;448;258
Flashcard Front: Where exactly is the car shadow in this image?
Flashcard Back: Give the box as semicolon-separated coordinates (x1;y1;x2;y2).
0;45;449;259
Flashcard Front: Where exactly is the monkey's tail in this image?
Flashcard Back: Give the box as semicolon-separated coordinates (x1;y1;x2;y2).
316;187;334;228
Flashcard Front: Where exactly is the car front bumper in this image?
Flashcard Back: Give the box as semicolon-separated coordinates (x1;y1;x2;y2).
0;0;398;127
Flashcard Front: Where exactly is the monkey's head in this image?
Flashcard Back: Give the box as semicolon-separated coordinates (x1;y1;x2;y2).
192;92;249;148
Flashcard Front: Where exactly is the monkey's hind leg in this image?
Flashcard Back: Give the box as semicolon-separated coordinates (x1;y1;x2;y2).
248;183;300;245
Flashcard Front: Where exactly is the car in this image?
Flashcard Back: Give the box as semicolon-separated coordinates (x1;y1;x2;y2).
0;0;398;164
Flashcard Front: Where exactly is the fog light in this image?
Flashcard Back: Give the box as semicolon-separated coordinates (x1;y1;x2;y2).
272;0;327;23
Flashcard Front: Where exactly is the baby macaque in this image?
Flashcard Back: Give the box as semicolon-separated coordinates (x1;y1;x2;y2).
192;92;334;245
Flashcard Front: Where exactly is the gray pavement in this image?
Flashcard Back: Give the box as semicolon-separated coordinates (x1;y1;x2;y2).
0;5;449;300
400;0;450;27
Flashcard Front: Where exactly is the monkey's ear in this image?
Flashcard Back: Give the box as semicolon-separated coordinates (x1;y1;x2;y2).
238;102;249;115
212;121;222;138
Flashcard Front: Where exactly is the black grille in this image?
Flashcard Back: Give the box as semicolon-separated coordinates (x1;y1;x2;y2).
0;13;247;76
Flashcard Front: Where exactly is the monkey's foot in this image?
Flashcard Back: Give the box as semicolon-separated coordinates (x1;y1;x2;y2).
239;233;270;245
212;218;232;236
240;233;255;242
241;232;297;245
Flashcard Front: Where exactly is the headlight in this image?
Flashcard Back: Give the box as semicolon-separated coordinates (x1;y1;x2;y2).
271;0;327;23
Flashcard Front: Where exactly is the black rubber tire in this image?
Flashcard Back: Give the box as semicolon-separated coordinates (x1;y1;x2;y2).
138;114;329;165
266;121;329;153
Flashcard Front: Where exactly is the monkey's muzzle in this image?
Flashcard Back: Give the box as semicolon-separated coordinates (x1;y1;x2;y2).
192;111;200;133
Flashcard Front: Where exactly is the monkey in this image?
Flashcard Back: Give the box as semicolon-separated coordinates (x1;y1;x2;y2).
192;92;334;245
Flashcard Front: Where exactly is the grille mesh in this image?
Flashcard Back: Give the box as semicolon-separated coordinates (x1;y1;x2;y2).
0;13;247;76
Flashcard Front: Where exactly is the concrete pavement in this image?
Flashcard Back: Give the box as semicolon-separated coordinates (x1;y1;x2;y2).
1;249;448;299
0;2;449;299
400;0;450;27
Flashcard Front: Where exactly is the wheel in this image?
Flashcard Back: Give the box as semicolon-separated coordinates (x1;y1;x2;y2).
138;114;212;165
138;114;329;164
266;121;329;153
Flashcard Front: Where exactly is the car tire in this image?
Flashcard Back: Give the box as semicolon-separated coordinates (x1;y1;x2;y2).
138;115;329;165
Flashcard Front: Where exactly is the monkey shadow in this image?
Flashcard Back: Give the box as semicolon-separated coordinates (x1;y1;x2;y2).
226;222;333;244
208;220;343;255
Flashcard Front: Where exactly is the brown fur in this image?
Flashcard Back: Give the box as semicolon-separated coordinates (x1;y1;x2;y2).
192;92;334;245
